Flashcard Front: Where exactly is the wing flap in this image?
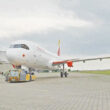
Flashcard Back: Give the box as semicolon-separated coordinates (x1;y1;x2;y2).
74;57;110;63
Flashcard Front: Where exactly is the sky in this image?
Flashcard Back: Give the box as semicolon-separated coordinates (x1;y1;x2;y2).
0;0;110;57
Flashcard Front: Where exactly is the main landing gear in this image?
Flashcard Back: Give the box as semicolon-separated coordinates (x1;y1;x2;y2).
60;72;68;78
60;64;68;78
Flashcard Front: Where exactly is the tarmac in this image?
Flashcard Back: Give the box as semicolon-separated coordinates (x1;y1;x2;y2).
0;72;110;110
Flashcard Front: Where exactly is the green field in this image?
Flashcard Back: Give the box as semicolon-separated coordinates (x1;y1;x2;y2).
75;70;110;75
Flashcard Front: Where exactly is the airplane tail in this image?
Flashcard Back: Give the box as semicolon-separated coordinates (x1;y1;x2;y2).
57;40;60;56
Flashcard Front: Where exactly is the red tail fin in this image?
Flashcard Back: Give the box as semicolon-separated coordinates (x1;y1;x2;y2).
12;64;16;68
57;40;60;56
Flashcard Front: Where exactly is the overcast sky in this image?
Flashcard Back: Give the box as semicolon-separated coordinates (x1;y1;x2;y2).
0;0;110;57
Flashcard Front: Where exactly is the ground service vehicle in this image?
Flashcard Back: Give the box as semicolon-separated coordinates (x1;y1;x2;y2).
6;69;36;82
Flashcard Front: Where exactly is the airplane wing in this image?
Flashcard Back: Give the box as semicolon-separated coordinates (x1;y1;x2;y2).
0;51;9;64
52;57;110;67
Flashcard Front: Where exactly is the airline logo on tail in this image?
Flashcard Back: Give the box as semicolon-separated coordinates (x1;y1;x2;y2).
57;40;60;56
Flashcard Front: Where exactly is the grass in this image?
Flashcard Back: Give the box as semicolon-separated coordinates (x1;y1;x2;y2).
72;70;110;75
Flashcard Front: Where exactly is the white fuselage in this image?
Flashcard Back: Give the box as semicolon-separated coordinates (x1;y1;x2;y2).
6;40;60;70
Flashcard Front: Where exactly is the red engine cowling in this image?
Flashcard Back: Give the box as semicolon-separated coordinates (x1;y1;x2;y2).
67;61;73;67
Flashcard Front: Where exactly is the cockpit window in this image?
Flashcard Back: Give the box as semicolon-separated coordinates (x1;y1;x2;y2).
10;44;29;50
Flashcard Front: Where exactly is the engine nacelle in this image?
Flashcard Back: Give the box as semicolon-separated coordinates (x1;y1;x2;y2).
67;61;73;67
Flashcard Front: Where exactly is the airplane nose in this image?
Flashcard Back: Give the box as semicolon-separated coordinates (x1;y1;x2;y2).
6;49;17;63
6;49;26;65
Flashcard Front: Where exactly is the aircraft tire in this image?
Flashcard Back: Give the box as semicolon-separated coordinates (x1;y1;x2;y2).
60;72;63;78
64;72;68;77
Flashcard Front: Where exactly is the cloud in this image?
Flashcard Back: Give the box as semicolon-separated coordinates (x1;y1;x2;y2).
0;0;93;39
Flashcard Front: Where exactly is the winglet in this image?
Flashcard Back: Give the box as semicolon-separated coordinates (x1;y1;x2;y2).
57;40;60;56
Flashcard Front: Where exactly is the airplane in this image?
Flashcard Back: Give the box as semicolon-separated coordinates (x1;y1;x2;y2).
0;40;110;78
